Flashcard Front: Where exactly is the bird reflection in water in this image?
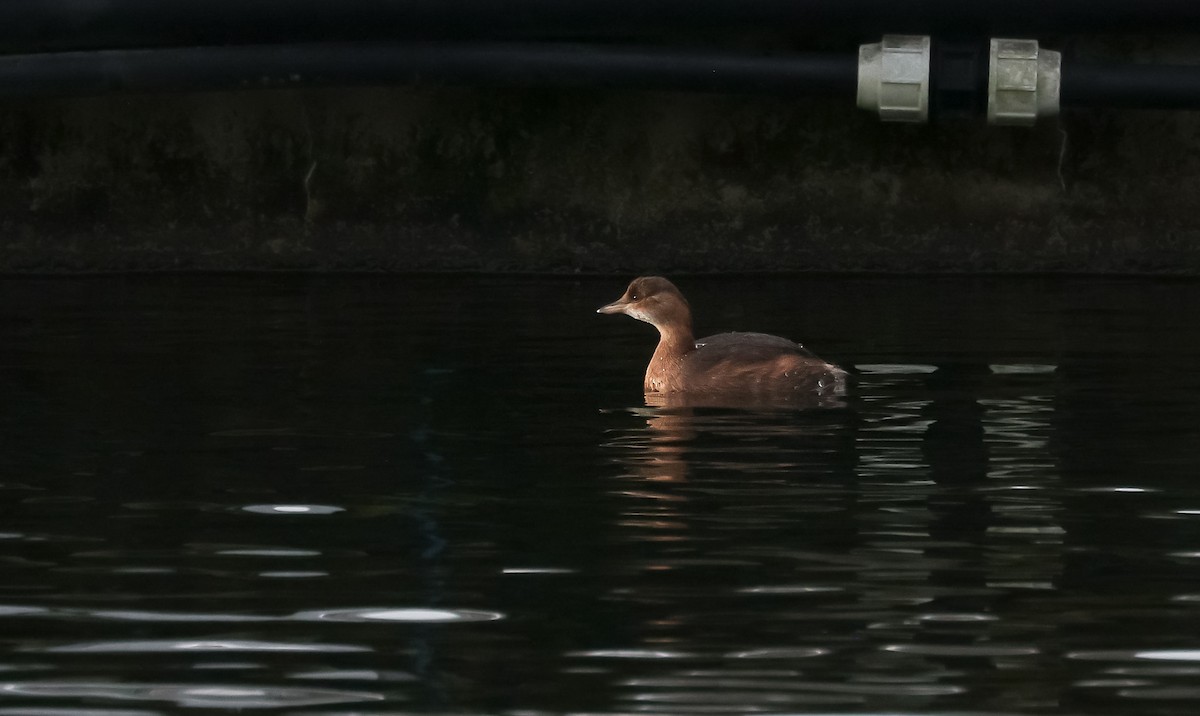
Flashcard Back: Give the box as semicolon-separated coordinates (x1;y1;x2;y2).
606;390;855;553
595;384;860;680
617;386;850;482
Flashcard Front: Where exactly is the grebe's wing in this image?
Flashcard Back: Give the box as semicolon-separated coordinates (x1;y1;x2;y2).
693;332;820;360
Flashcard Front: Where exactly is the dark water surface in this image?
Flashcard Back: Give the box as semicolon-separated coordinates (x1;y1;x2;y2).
2;275;1200;715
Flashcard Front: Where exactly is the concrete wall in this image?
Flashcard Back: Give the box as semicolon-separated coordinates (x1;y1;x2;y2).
2;66;1199;273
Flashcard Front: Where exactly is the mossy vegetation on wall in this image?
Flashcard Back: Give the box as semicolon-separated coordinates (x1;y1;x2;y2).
1;82;1199;272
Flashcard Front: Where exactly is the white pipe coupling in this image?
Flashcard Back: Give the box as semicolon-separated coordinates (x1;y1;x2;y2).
988;39;1061;126
857;35;931;123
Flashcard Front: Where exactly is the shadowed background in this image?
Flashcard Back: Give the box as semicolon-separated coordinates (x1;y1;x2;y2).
2;32;1199;273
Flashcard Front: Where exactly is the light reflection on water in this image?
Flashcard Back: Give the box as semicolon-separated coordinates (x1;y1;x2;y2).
0;681;386;709
0;275;1199;714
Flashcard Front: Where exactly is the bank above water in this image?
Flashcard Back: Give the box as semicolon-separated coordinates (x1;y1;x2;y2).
4;69;1200;274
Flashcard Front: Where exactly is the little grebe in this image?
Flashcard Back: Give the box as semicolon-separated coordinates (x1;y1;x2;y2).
598;276;847;398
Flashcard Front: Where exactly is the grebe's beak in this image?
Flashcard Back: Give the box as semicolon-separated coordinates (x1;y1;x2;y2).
597;298;628;315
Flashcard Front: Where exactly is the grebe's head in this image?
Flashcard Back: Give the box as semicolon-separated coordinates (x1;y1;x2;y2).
597;276;690;329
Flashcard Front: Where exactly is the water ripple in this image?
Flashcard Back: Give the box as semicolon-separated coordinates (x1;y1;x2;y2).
240;504;345;515
1107;665;1200;676
1134;650;1200;661
1069;649;1200;662
623;690;864;706
988;363;1057;374
622;677;966;696
0;607;46;618
502;567;577;575
0;603;507;627
1119;687;1200;700
570;649;696;659
288;668;415;682
882;644;1040;657
296;607;504;623
0;681;383;708
87;610;266;623
727;647;829;659
913;613;1000;623
856;364;939;374
36;640;370;654
736;585;843;595
217;548;322;557
0;709;158;716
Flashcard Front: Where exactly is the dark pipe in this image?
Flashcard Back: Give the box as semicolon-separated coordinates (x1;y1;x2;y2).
3;0;1200;52
0;42;858;99
1062;62;1200;109
1;40;1199;113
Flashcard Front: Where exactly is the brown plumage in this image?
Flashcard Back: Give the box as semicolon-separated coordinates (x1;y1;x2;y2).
598;276;847;399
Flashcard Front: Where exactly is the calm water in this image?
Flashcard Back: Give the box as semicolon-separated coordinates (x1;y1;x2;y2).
2;275;1200;715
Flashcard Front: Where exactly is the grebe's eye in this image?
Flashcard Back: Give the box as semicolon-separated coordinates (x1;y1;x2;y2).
630;293;639;301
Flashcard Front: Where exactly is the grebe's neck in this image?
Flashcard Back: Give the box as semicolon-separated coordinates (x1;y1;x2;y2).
650;301;695;358
644;302;695;393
